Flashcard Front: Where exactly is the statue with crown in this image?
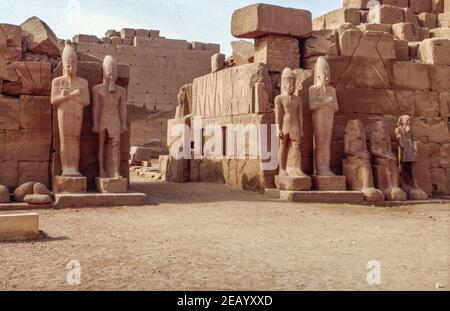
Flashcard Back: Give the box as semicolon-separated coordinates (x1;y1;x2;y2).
51;40;90;193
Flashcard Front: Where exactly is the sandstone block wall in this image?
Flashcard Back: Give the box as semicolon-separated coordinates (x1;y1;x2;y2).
168;2;450;197
1;23;53;189
305;1;450;197
73;28;220;149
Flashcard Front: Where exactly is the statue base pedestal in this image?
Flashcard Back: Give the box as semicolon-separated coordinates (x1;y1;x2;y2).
312;176;346;191
96;177;128;194
275;175;312;191
53;176;87;194
279;190;364;204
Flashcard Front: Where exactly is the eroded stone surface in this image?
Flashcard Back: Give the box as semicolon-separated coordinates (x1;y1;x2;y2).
53;176;87;194
275;176;312;191
343;120;384;202
231;3;312;38
21;17;60;57
312;176;347;191
96;177;128;193
231;40;254;66
0;185;10;203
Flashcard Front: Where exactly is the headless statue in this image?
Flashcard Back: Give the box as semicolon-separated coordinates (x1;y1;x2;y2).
395;116;428;200
51;41;90;177
175;84;192;119
370;121;407;201
275;68;306;178
344;120;384;202
309;57;339;176
93;55;128;179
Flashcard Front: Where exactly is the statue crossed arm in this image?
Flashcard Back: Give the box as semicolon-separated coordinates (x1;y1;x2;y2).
51;78;90;109
50;40;90;177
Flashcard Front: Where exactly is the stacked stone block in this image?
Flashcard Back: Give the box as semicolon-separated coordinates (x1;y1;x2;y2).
231;3;312;86
1;23;53;189
302;21;450;196
73;28;220;148
168;2;449;197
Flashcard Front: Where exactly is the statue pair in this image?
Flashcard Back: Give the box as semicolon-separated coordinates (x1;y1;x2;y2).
343;117;428;201
51;41;127;192
275;57;340;191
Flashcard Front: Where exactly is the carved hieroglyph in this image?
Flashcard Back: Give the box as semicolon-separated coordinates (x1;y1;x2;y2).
93;55;128;180
343;120;384;202
309;56;339;176
395;115;428;200
370;121;407;201
51;41;90;177
191;63;272;118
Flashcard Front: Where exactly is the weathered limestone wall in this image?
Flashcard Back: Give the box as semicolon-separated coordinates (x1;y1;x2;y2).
73;29;220;149
1;23;53;189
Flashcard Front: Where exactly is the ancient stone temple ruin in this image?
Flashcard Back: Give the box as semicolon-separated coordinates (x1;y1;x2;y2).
0;18;144;208
0;16;219;208
73;28;219;148
166;1;450;202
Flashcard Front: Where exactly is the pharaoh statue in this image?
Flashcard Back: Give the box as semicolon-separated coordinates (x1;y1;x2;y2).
274;68;311;191
370;121;407;201
309;56;338;176
93;55;128;193
395;116;428;200
308;57;346;191
343;120;384;202
51;40;90;193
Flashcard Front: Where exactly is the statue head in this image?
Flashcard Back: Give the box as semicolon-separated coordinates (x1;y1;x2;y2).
345;119;365;140
314;56;331;86
397;115;412;133
177;85;187;106
62;40;78;77
281;68;296;96
103;55;118;92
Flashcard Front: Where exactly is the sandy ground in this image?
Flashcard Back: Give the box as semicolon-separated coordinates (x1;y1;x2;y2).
0;178;449;291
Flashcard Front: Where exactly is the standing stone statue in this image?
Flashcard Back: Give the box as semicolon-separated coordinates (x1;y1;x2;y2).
370;121;407;201
274;68;311;191
51;40;90;193
395;116;428;200
343;120;384;202
175;84;192;119
308;57;346;191
93;55;128;193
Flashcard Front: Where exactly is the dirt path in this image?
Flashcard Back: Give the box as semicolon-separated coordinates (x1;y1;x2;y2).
1;179;449;291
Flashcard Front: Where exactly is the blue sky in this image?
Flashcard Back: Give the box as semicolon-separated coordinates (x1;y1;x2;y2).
0;0;341;56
